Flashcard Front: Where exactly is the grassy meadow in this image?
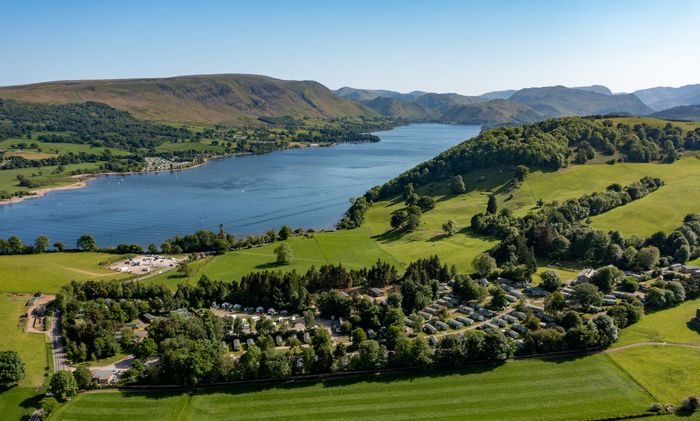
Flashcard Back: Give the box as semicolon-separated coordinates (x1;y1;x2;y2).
0;162;104;196
0;294;51;420
614;297;700;347
52;354;653;421
0;252;131;293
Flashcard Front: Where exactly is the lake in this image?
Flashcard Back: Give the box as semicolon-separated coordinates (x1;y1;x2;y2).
0;123;479;246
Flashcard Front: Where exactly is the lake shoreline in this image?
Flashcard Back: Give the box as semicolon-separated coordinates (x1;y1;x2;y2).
0;136;390;207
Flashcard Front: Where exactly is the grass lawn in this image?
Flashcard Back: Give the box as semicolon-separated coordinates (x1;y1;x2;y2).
0;252;131;293
145;229;402;288
607;346;700;404
614;298;700;347
0;138;130;156
155;140;228;153
0;293;51;420
0;162;104;196
52;355;652;421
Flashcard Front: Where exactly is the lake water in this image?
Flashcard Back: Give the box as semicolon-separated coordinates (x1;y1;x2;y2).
0;124;479;246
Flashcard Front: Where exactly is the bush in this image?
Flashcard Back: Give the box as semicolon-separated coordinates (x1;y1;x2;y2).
682;395;699;412
0;351;26;387
40;397;59;417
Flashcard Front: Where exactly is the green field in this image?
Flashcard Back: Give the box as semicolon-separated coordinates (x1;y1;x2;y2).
607;346;700;404
155;140;228;153
0;294;51;420
0;252;131;293
0;162;106;196
52;354;653;421
146;229;402;288
615;298;700;347
0;138;130;156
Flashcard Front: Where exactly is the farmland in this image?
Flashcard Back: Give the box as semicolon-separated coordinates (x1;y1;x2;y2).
0;252;130;293
614;297;700;347
52;354;653;421
0;294;51;420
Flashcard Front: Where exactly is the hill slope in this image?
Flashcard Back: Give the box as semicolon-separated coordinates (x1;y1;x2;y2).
362;97;438;120
439;99;543;126
335;87;426;102
0;74;376;125
634;84;700;111
412;93;484;113
510;86;652;117
649;104;700;121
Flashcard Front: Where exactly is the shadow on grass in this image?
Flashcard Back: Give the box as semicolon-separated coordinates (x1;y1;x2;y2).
116;363;504;401
255;261;287;270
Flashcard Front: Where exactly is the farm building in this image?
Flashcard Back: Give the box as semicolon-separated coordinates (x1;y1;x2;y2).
576;268;596;284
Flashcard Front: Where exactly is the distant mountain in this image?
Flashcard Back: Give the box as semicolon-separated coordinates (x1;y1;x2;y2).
509;85;652;117
0;74;376;125
335;87;426;102
633;84;700;111
362;97;438;120
573;85;612;95
479;89;517;100
412;93;484;113
649;104;700;121
439;99;543;126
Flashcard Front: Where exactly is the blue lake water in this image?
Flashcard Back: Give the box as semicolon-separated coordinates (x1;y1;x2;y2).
0;123;479;246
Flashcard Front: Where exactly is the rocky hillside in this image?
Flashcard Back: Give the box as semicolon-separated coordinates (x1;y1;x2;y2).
0;74;376;125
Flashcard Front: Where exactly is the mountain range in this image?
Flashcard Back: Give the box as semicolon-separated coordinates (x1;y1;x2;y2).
0;74;374;125
1;74;699;127
336;83;700;126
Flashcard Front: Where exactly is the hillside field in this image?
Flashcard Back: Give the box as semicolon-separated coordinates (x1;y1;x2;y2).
614;297;700;347
0;294;51;420
51;354;653;421
0;252;130;293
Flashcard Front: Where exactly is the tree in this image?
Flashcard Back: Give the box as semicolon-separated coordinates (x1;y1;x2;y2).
76;234;96;251
634;246;660;270
406;213;421;231
390;210;407;229
39;397;59;417
355;340;387;370
177;262;193;277
49;370;79;401
442;219;456;236
514;165;530;181
682;395;699;412
417;196;436;212
72;366;94;390
237;345;261;379
7;236;24;254
147;243;158;254
53;241;65;252
452;275;487;301
591;266;622;294
592;314;618;347
489;287;508;310
351;327;367;346
472;253;497;277
0;351;25;387
274;243;293;264
487;195;498;214
34;236;49;253
541;270;562;292
544;291;565;314
571;283;603;309
259;350;291;378
664;139;678;163
450;175;466;194
134;338;158;359
278;224;292;241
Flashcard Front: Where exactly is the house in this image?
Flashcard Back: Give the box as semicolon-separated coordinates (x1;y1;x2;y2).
447;318;464;329
232;304;242;311
247;338;255;348
368;287;383;297
267;308;277;315
93;369;114;387
303;332;311;344
423;324;437;334
576;268;596;284
455;316;473;326
681;265;699;274
255;306;265;314
504;329;519;339
275;335;283;347
403;318;414;327
428;335;439;347
668;263;682;271
233;339;241;351
140;313;156;324
510;310;527;321
459;305;474;314
418;311;432;319
433;320;449;331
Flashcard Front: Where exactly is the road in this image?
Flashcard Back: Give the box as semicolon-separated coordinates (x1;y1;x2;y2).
51;309;69;372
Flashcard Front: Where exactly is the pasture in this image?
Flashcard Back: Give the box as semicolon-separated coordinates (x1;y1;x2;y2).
0;162;103;196
0;252;130;293
52;354;652;421
614;297;700;347
0;294;51;420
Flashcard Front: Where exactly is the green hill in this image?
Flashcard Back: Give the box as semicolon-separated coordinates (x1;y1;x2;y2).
335;87;427;102
412;92;484;113
0;74;376;125
439;99;543;126
650;104;700;121
362;96;438;120
509;85;652;117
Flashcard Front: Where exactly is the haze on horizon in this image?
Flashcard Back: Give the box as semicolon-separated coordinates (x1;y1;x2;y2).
1;0;699;95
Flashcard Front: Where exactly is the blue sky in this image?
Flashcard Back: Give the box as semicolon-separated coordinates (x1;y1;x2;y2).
1;0;699;94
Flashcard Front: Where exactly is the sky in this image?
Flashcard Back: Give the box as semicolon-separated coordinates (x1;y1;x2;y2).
1;0;699;95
